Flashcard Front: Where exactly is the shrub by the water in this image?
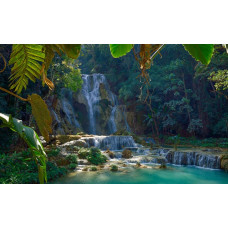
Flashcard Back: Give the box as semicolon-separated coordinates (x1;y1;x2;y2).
87;147;107;165
47;148;61;157
90;166;98;171
78;148;90;159
110;164;118;172
68;163;77;170
66;154;78;164
122;149;133;159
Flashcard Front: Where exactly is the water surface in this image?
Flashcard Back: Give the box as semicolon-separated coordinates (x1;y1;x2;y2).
54;165;228;184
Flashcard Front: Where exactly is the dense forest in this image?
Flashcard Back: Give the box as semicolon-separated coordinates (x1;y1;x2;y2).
0;44;228;184
79;44;228;137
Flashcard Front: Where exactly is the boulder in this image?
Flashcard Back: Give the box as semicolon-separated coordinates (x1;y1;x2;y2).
122;149;133;159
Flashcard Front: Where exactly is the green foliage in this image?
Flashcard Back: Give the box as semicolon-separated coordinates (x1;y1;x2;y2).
66;154;78;164
0;113;47;183
78;147;90;159
164;136;228;148
90;166;98;171
168;135;181;151
110;164;118;172
109;44;134;58
183;44;214;65
56;44;81;59
87;147;107;165
187;119;203;134
68;163;77;170
209;70;228;91
28;93;52;142
0;150;66;184
47;148;61;157
51;55;83;93
9;44;45;94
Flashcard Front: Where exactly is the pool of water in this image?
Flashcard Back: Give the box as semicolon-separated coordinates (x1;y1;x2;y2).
53;165;228;184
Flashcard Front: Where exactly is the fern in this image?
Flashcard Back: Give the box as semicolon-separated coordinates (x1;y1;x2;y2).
9;44;45;94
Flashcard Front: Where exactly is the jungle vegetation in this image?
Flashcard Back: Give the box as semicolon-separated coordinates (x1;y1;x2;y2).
0;44;227;183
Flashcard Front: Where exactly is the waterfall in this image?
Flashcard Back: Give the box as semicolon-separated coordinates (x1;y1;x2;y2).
61;89;81;129
108;93;118;133
157;149;221;169
81;135;136;150
81;73;125;134
81;74;104;134
55;73;131;135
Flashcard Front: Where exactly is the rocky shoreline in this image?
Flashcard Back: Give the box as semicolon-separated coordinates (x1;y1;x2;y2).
42;134;228;174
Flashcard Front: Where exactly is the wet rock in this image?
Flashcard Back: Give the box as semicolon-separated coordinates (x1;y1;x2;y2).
78;159;90;165
60;139;87;149
104;149;115;159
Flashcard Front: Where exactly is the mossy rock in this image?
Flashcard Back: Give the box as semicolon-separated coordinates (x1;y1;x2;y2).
90;166;98;171
55;135;82;144
113;129;131;136
105;149;115;158
220;155;228;171
122;149;133;159
110;165;118;172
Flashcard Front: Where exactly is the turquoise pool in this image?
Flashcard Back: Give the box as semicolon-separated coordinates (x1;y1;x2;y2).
54;165;228;184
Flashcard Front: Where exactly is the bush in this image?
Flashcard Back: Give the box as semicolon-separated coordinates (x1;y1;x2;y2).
87;147;107;165
90;166;98;171
0;150;67;184
110;165;118;172
47;148;60;157
66;154;78;164
68;163;77;170
78;148;90;159
122;149;132;159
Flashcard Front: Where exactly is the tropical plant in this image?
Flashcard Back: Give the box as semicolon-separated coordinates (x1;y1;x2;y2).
0;113;47;183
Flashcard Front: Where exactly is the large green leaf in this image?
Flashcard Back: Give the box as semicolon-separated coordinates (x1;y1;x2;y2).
183;44;214;65
56;44;81;59
109;44;134;58
0;113;47;183
9;44;45;94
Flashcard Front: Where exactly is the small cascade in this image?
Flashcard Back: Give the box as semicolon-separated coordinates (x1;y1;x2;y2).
81;135;136;150
61;89;81;129
156;149;221;169
108;93;118;133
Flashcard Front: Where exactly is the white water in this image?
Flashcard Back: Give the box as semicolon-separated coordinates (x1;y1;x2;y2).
157;149;221;169
81;135;136;150
81;74;128;134
61;89;81;129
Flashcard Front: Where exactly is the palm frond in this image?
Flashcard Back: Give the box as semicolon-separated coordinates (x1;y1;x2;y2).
9;44;45;94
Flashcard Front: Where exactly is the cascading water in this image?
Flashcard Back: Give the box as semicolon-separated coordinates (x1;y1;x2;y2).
61;89;81;129
81;73;128;134
81;135;136;150
52;73;131;135
108;93;118;133
81;74;104;134
156;149;221;169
